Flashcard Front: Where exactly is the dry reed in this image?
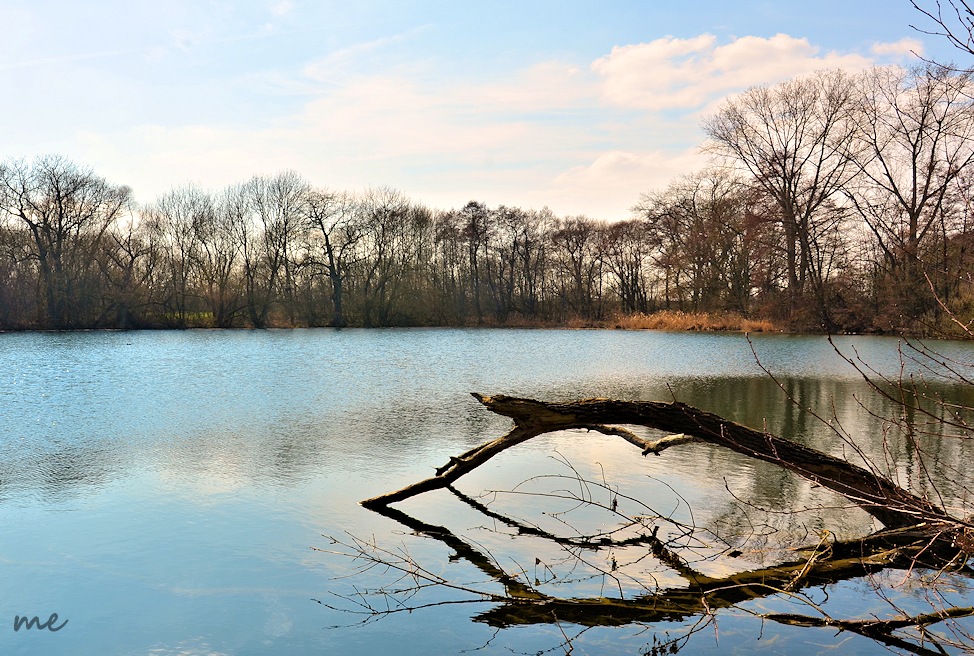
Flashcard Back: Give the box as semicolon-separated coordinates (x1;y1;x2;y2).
612;310;777;333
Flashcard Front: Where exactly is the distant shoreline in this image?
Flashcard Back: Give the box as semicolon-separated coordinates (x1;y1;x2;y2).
0;309;937;337
3;309;971;339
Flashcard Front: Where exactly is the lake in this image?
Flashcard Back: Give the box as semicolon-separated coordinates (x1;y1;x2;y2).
1;328;973;655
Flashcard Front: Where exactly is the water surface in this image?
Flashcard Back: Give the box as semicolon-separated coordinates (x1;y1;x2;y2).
1;329;972;655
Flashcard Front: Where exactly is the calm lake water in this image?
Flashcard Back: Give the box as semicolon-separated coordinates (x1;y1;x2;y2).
1;328;973;655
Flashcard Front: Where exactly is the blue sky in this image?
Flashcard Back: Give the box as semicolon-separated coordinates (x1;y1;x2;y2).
0;1;961;219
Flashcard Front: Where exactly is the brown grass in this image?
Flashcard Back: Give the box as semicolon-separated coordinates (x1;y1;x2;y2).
612;310;778;333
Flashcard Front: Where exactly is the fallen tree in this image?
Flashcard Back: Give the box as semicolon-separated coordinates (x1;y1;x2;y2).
364;393;962;533
346;391;974;653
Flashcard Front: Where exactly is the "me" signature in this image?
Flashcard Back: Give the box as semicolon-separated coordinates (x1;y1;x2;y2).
13;613;68;632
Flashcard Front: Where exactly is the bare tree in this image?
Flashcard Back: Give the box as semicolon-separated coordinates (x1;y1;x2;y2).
601;218;653;315
0;217;39;327
704;70;858;328
352;187;415;326
195;191;244;327
0;155;130;328
459;201;491;323
225;172;309;327
515;207;553;319
98;216;158;328
635;170;762;314
303;189;360;328
549;215;605;320
845;65;974;322
143;185;213;326
430;209;470;322
250;171;309;326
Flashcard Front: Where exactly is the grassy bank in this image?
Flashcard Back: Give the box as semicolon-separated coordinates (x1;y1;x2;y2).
439;310;779;332
607;310;778;332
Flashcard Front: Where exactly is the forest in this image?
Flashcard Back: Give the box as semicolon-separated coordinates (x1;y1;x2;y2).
1;64;973;335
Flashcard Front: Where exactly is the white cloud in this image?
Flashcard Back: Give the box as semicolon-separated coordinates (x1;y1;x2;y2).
592;33;877;110
66;32;924;219
298;77;538;160
871;37;924;58
544;148;711;218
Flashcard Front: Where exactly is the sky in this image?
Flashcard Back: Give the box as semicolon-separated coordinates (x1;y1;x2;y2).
0;1;964;220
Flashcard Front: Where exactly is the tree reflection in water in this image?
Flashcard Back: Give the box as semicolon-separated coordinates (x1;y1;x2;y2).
323;472;972;653
320;339;974;655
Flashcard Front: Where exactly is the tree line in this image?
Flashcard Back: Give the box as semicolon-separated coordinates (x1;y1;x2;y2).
1;64;972;333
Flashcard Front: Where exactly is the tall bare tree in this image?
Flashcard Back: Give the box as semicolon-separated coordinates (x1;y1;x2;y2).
635;170;761;313
550;216;605;320
250;171;309;326
226;172;309;327
601;219;653;315
144;185;212;326
845;65;974;318
98;217;157;328
303;189;360;328
354;187;413;326
459;201;491;323
704;70;858;327
0;156;130;328
195;191;244;327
